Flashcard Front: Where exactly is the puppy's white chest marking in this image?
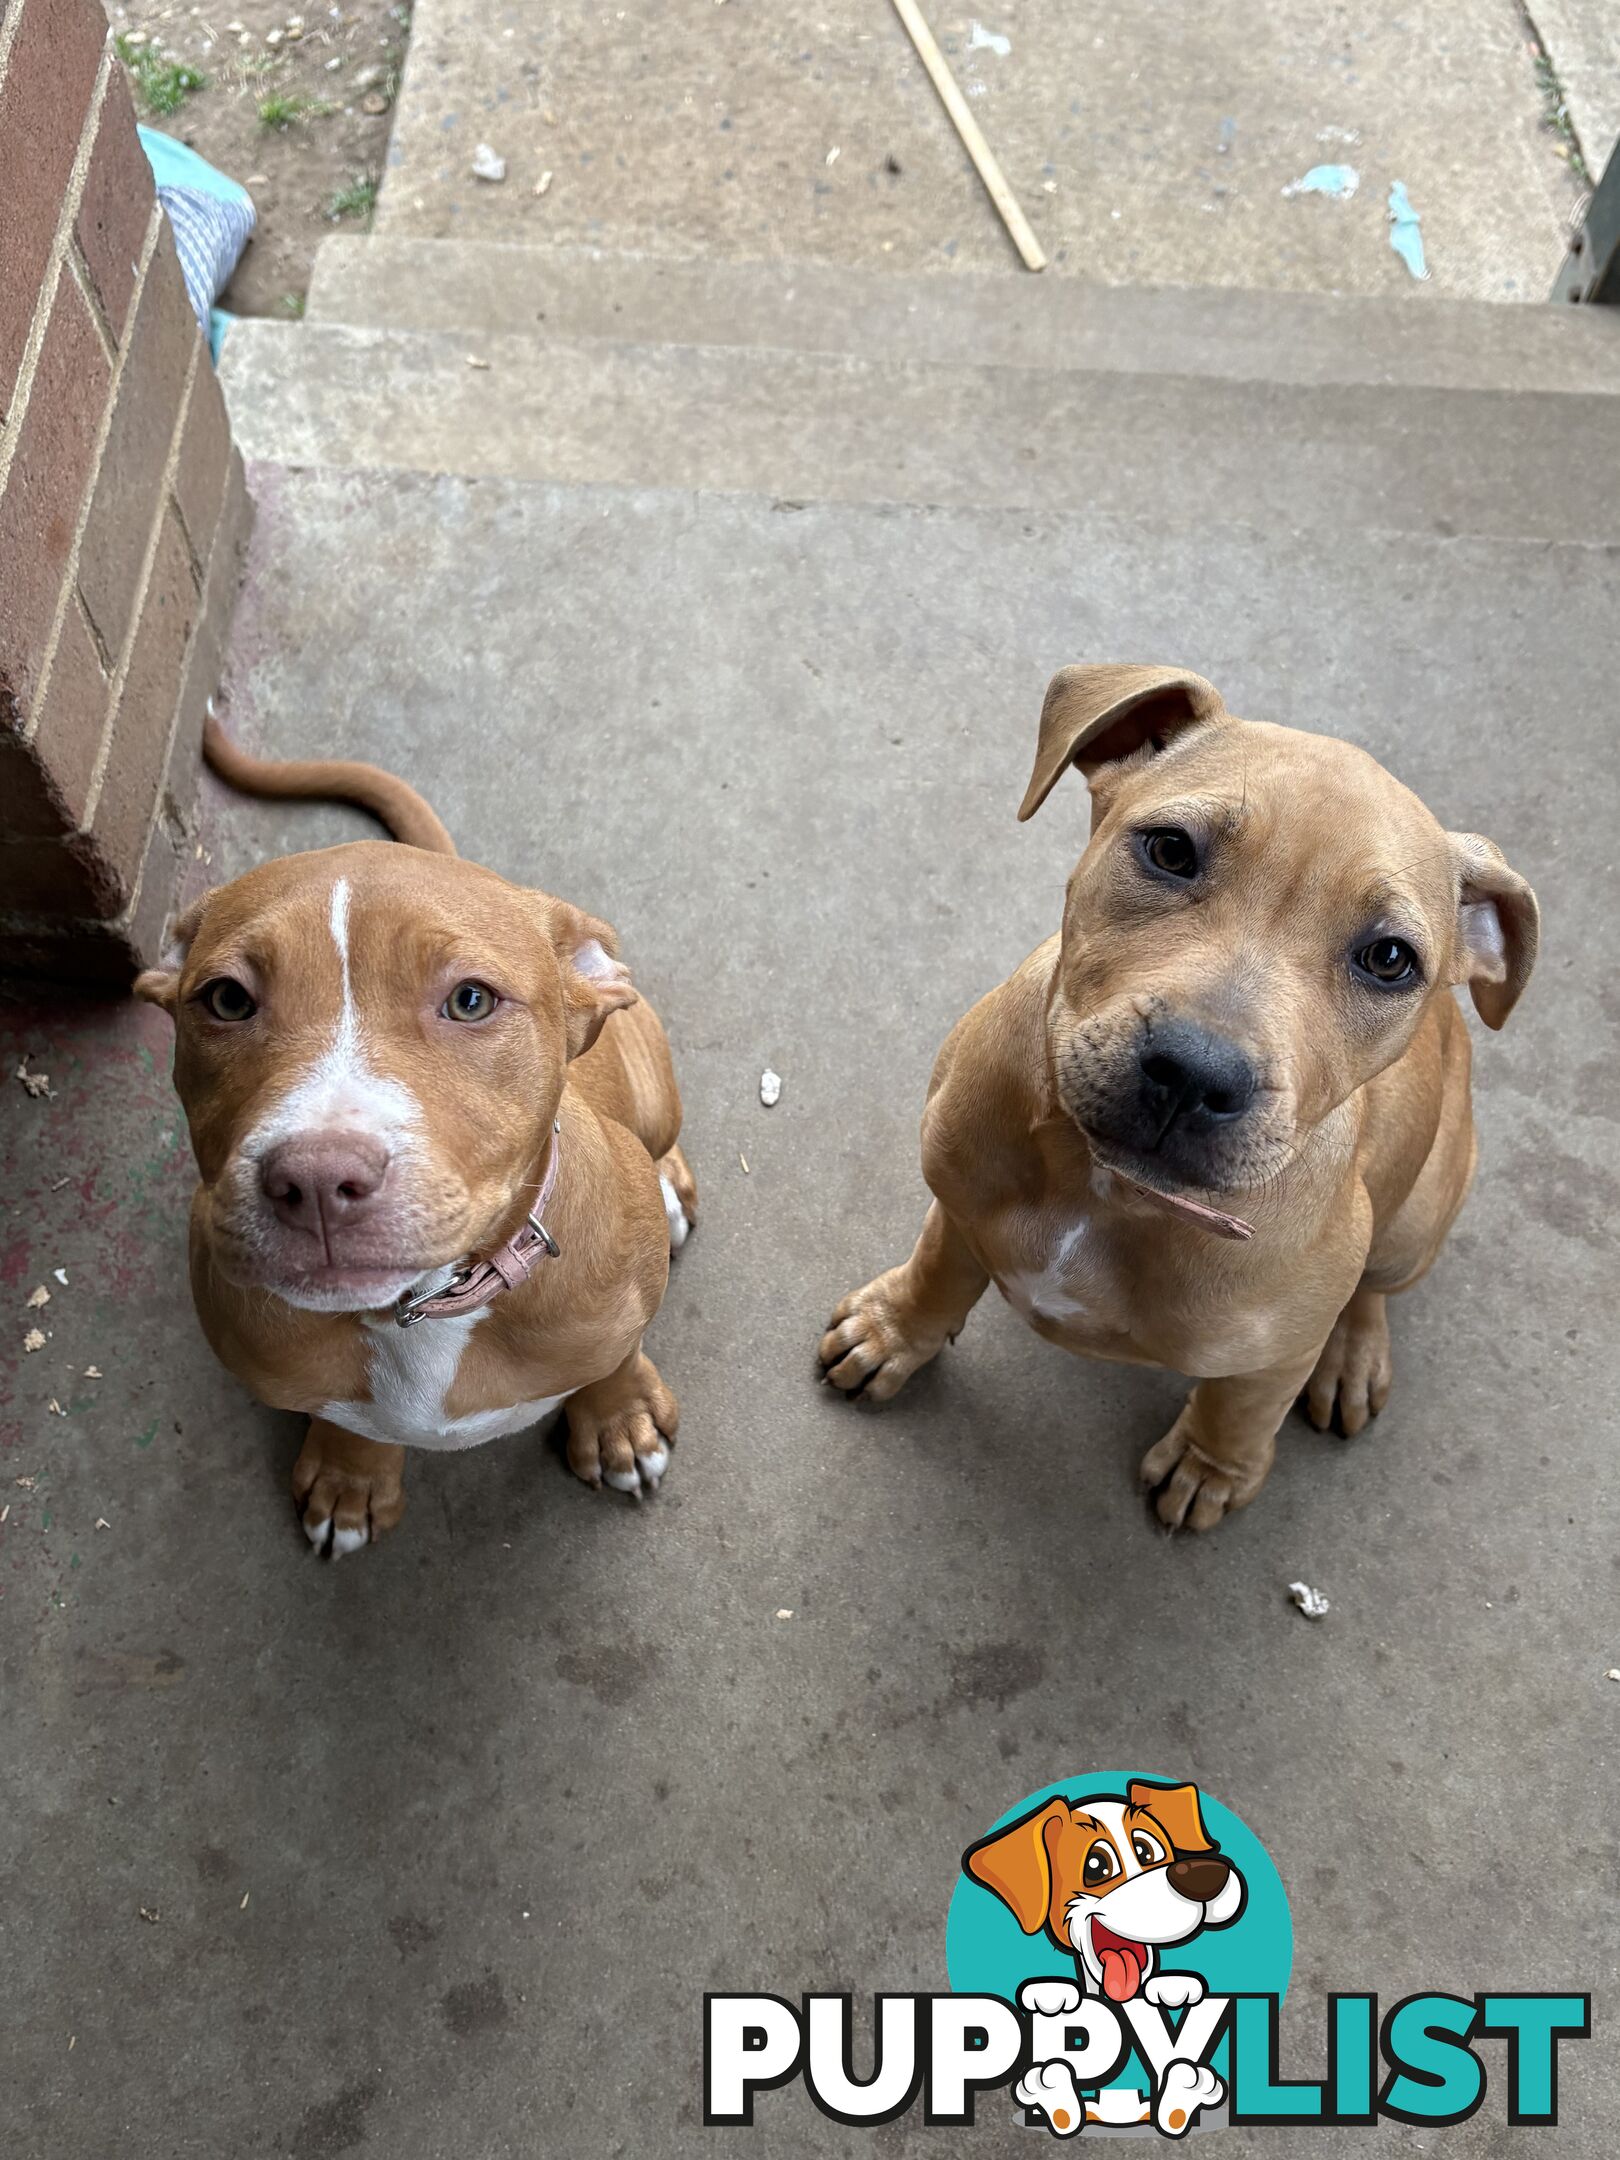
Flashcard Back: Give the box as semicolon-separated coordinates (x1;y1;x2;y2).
322;1309;567;1452
1000;1221;1093;1324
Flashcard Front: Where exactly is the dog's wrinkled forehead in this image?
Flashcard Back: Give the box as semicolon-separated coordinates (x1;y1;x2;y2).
1102;717;1460;934
178;841;543;995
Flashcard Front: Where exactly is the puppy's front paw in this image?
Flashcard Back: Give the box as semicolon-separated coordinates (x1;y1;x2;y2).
818;1269;945;1403
1304;1293;1391;1437
1144;1972;1205;2009
1015;2058;1085;2137
1156;2059;1223;2137
566;1354;678;1496
1020;1978;1084;2019
1140;1408;1267;1533
292;1421;405;1558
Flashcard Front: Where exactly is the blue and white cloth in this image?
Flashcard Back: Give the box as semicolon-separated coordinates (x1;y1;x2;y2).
137;127;255;358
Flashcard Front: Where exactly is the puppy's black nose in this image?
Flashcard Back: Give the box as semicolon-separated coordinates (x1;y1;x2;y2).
1139;1020;1256;1132
1167;1854;1231;1903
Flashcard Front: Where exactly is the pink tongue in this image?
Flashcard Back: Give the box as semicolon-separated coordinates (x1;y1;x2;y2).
1099;1946;1141;2003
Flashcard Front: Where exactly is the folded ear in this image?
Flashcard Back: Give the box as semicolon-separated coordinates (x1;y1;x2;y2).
539;898;638;1057
131;895;210;1017
1128;1780;1215;1856
1448;834;1539;1030
963;1799;1068;1934
1018;664;1227;821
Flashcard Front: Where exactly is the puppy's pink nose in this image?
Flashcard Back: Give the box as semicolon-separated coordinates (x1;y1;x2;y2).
260;1133;391;1235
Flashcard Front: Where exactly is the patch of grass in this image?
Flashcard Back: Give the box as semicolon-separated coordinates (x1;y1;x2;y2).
326;175;379;224
257;89;328;131
1526;26;1591;183
115;35;206;117
274;291;307;319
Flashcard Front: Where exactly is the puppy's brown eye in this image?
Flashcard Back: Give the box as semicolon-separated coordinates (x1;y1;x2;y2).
444;980;498;1023
1131;1832;1165;1867
1354;938;1419;987
201;977;256;1022
1082;1844;1118;1886
1141;828;1198;880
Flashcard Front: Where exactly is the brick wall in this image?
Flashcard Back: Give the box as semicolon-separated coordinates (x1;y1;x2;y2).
0;0;251;987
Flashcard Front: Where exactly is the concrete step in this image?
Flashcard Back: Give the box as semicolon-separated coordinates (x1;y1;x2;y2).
221;315;1620;543
307;238;1620;396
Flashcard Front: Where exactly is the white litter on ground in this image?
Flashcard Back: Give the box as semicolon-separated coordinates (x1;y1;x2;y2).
471;143;506;182
52;1268;68;1286
968;21;1012;57
760;1069;782;1107
1288;1581;1330;1620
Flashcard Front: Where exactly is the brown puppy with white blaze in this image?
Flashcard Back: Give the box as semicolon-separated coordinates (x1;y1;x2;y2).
820;665;1538;1531
136;721;697;1555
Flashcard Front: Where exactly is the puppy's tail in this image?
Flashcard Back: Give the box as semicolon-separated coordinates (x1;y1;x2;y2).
202;712;457;856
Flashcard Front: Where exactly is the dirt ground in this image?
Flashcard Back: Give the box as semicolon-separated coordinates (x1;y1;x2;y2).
108;0;412;316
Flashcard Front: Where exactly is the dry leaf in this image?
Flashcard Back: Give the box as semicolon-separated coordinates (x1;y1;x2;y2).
95;1517;111;1531
23;1327;46;1353
0;1505;9;1524
240;1890;250;1910
47;1398;64;1416
16;1058;52;1098
84;1366;103;1378
27;1285;49;1308
138;1906;160;1924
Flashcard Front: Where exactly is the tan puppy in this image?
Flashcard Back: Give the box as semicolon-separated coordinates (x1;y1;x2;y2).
137;723;696;1555
820;665;1538;1530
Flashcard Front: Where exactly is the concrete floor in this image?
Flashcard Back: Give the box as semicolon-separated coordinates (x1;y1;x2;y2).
377;0;1588;301
3;467;1616;2154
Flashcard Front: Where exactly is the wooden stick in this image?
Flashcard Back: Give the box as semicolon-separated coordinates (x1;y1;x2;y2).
890;0;1047;272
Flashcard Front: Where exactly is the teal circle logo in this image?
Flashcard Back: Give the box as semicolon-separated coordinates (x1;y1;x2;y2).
947;1773;1292;2135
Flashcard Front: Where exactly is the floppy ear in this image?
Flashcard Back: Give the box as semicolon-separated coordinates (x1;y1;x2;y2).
132;895;210;1017
1018;664;1226;821
1128;1780;1215;1856
538;898;638;1058
963;1799;1067;1934
1448;834;1539;1030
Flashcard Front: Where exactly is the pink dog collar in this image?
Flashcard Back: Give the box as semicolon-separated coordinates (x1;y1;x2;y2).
394;1123;563;1326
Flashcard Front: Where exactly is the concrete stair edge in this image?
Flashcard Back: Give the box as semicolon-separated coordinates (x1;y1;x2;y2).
218;314;1620;545
304;234;1620;396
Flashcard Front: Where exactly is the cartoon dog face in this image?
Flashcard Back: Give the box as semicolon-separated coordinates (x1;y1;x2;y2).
964;1781;1245;2003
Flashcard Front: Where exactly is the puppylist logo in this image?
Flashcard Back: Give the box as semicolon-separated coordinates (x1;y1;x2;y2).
705;1774;1589;2137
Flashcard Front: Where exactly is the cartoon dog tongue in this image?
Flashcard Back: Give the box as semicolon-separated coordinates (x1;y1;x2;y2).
1093;1926;1147;2002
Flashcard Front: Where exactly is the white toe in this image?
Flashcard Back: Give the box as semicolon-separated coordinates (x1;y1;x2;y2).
303;1514;332;1552
639;1443;669;1488
603;1466;643;1493
660;1174;691;1253
329;1525;368;1559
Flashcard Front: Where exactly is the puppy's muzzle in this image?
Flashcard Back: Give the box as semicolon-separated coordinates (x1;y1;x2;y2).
1137;1019;1256;1140
260;1130;392;1239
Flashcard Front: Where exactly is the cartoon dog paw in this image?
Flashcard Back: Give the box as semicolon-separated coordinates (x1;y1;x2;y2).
1016;2058;1085;2137
1144;1972;1206;2010
1155;2058;1224;2137
1019;1978;1084;2019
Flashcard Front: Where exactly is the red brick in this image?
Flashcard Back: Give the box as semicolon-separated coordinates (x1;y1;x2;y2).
0;259;112;719
74;68;154;342
77;223;198;664
172;349;231;564
0;596;111;838
85;505;198;912
0;0;108;413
